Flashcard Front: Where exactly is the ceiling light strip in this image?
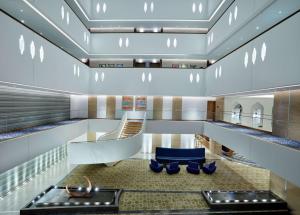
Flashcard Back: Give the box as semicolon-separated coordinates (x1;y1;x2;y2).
208;0;226;21
74;0;226;22
89;53;189;56
73;0;90;21
22;0;88;55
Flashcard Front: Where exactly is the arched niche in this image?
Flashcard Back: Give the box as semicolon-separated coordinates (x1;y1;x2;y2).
251;102;264;128
231;103;242;124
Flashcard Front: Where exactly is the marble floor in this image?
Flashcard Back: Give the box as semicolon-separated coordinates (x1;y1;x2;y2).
0;159;76;215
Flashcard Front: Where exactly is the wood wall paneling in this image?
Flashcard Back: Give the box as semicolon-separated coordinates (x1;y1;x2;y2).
106;96;116;119
215;97;224;121
88;96;97;118
153;97;163;120
171;134;181;148
172;97;182;121
270;172;300;215
207;101;216;121
287;90;300;141
272;91;289;138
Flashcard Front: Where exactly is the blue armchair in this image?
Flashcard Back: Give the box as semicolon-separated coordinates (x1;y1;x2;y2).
186;161;200;174
166;162;180;174
202;161;216;174
149;159;163;173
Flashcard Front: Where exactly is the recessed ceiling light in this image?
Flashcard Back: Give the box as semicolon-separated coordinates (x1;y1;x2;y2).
152;59;159;63
95;72;98;82
278;10;282;14
261;42;267;62
192;3;196;13
30;40;35;59
153;27;160;32
66;11;70;25
138;27;145;32
189;73;193;83
101;72;105;82
150;2;154;13
196;73;200;83
228;11;232;25
207;35;211;46
142;72;145;82
199;3;203;14
119;37;123;47
21;19;25;23
20;9;24;12
252;47;257;64
173;38;177;48
144;2;148;13
148;72;152;82
96;3;100;13
167;38;171;48
256;26;260;30
39;46;44;63
19;35;25;55
234;6;238;20
81;58;88;63
73;64;76;75
244;52;249;68
61;5;64;20
137;59;144;63
125;38;129;47
102;3;107;13
77;66;80;77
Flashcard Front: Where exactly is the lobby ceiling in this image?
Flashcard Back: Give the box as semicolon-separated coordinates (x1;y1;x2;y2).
65;0;233;29
0;0;300;63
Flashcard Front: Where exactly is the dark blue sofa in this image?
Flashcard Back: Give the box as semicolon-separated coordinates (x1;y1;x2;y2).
155;147;205;165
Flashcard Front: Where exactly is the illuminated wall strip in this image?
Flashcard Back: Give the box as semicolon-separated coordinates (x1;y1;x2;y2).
0;145;67;198
22;0;89;55
73;0;226;22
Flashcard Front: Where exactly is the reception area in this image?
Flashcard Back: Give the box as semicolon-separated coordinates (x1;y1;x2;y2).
1;0;300;214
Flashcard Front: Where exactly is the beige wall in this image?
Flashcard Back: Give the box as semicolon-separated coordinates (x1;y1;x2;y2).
223;96;274;132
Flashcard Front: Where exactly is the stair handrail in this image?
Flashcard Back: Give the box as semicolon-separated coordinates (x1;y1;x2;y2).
97;112;128;141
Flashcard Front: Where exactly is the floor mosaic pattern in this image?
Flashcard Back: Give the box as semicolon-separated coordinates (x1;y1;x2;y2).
58;158;270;213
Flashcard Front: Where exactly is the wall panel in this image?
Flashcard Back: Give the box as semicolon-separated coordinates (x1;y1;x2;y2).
0;12;34;86
0;87;70;133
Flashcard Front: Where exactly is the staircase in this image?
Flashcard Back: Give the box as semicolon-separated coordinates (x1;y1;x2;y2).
120;120;143;138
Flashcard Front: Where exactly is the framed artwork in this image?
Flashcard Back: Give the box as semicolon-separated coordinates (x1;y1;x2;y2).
122;96;133;110
135;96;147;111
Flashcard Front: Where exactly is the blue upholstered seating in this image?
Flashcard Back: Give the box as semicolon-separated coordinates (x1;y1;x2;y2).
149;159;163;173
166;162;180;174
186;161;200;174
202;161;217;174
155;147;205;165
